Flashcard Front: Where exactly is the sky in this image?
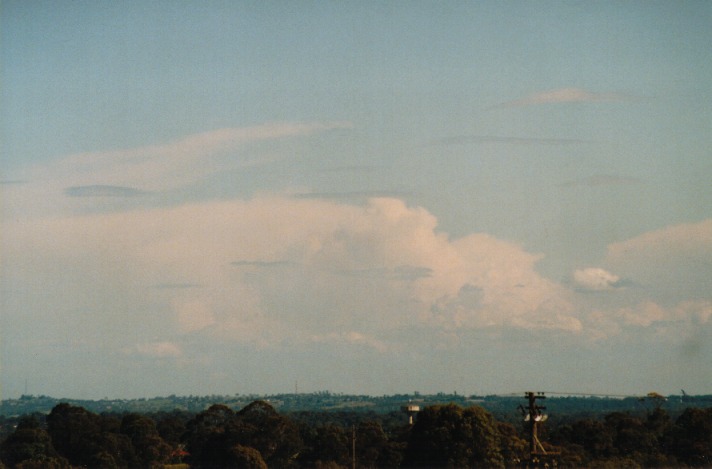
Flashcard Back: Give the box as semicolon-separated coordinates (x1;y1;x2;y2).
1;1;711;400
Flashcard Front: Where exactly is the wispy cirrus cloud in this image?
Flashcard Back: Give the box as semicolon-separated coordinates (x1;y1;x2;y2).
123;341;182;358
316;165;387;174
150;283;203;290
292;190;414;200
5;121;353;217
493;88;636;108
337;265;433;281
430;135;593;146
559;174;641;188
65;185;149;198
63;121;352;191
231;260;295;268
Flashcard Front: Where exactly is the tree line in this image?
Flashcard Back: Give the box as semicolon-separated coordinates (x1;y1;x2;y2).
1;400;711;468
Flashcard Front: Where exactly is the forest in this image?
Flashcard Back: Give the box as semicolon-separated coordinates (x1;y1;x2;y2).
1;394;711;468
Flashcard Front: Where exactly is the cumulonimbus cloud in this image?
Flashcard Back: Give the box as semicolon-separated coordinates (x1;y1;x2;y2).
2;196;581;353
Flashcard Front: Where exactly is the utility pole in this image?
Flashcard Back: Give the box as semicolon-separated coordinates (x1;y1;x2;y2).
525;392;545;455
519;392;558;468
352;425;356;469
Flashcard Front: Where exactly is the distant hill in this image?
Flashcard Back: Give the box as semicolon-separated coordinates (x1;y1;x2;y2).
2;392;711;419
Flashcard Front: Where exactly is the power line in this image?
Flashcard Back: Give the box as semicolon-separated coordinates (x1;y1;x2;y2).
489;390;659;399
540;391;645;399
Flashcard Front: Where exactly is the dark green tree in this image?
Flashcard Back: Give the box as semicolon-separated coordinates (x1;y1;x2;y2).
298;423;350;468
403;404;504;468
155;411;189;445
45;403;143;468
0;416;68;468
230;400;302;468
183;404;237;467
182;401;302;468
666;407;712;467
496;421;527;466
228;444;268;469
355;421;387;468
568;418;614;461
46;404;105;467
120;413;171;467
605;412;655;460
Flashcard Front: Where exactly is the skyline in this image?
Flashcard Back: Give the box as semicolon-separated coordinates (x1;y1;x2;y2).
1;1;711;399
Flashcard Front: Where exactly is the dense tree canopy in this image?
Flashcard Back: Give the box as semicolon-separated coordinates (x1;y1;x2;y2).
2;400;712;468
402;404;505;468
0;416;66;468
666;407;712;467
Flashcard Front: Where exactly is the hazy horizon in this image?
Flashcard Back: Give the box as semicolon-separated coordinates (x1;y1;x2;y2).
2;1;711;400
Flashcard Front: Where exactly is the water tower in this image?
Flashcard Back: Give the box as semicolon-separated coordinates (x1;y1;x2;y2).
401;403;420;425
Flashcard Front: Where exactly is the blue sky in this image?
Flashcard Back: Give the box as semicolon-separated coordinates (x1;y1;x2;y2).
2;1;711;399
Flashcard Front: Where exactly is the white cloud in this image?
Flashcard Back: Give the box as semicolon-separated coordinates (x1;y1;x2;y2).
605;219;712;299
573;267;623;291
125;341;183;358
568;221;712;341
585;299;712;341
424;233;578;332
311;331;389;353
559;174;641;188
173;298;217;333
618;301;668;327
497;88;632;107
607;219;712;262
675;300;712;324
